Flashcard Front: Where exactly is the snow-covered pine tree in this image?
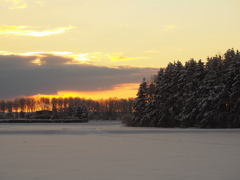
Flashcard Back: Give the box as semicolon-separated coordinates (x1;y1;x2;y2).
146;68;165;126
209;51;237;127
153;62;181;127
81;105;89;122
154;62;184;127
147;82;156;101
178;59;206;127
130;78;148;126
197;55;224;128
229;49;240;127
130;48;240;128
67;104;74;118
138;81;156;126
169;61;185;127
178;59;198;127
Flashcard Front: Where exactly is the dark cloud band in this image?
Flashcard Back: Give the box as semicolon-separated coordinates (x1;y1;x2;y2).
0;54;157;99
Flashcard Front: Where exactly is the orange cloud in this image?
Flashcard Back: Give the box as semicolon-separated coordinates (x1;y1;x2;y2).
30;83;139;100
0;25;75;37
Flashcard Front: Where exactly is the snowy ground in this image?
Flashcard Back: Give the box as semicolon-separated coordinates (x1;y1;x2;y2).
0;121;240;180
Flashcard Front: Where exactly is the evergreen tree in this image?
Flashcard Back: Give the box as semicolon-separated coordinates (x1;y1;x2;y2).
67;104;74;118
145;68;165;126
130;78;148;126
81;105;89;121
129;48;240;128
229;50;240;127
147;82;156;101
153;63;180;127
195;56;221;127
179;59;198;127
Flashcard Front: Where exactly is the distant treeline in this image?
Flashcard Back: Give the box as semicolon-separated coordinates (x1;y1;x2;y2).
129;49;240;128
0;97;134;120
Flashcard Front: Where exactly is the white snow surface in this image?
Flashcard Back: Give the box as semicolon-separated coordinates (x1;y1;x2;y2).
0;121;240;180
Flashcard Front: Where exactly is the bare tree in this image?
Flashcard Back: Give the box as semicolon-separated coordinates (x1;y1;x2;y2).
0;100;6;113
6;100;13;112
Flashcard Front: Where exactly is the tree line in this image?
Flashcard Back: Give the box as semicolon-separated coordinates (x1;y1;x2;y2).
129;49;240;128
0;97;134;120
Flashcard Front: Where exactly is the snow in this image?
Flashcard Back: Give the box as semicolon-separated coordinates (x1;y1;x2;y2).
0;121;240;180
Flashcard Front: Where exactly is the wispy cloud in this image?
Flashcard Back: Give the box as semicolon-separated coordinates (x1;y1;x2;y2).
5;0;27;9
0;25;75;37
109;54;148;62
164;25;176;31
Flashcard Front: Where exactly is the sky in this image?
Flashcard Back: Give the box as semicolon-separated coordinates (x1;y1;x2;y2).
1;0;240;99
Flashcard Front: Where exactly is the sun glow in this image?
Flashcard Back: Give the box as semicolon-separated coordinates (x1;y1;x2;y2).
30;83;139;100
0;25;75;37
67;53;91;64
10;4;26;9
31;58;45;66
5;0;27;9
0;51;91;65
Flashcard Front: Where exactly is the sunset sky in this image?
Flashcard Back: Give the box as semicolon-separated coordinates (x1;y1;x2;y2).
1;0;240;99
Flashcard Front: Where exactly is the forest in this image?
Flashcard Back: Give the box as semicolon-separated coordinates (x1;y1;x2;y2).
1;49;240;128
0;97;134;120
130;49;240;128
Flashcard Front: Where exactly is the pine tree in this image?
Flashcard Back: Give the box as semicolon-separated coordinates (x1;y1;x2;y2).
170;61;185;126
179;59;198;127
81;105;89;122
146;68;165;126
153;63;181;127
130;78;148;126
139;81;156;126
229;49;240;127
67;104;74;118
130;49;240;128
147;83;156;101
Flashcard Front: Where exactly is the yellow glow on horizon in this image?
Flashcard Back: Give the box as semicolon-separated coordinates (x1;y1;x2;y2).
0;51;91;65
0;25;75;37
30;83;139;100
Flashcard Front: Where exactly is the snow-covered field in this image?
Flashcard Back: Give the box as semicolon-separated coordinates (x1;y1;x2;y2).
0;121;240;180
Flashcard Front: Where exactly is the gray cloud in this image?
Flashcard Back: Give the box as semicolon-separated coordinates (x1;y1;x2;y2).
0;54;158;99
